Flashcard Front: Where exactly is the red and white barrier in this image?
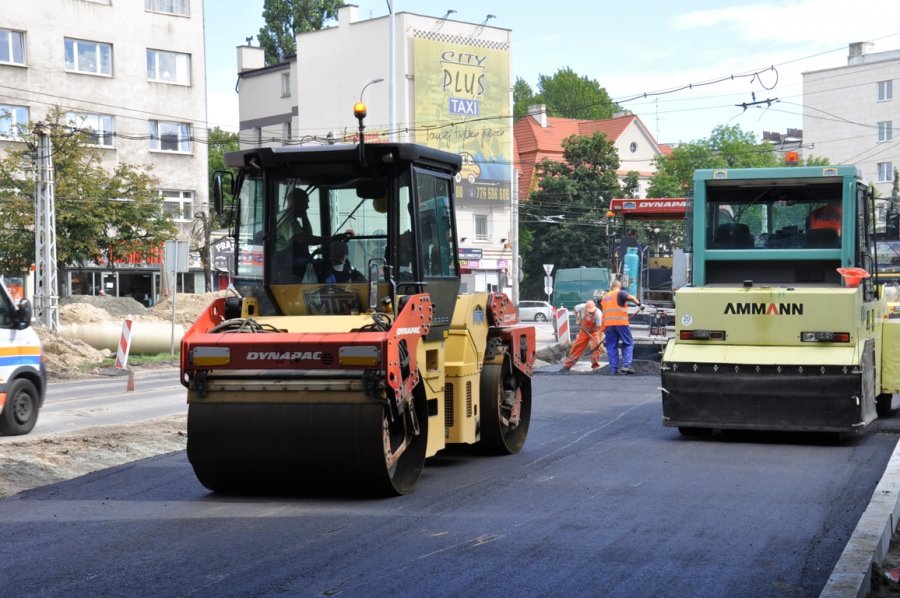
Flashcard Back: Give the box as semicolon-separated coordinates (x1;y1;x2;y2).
115;319;133;370
555;307;571;345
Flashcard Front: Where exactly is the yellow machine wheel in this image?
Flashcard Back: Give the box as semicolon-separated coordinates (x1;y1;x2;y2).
186;396;428;496
479;356;531;454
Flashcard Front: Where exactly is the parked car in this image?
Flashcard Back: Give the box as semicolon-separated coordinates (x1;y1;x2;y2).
517;300;554;322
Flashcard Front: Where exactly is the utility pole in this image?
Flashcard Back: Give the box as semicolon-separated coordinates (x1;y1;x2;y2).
33;123;59;332
511;170;519;304
386;0;396;141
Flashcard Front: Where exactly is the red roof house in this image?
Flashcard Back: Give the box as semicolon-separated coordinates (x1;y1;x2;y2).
514;105;667;200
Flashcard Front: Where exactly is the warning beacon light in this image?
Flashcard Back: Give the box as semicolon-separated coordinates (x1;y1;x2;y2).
354;102;367;122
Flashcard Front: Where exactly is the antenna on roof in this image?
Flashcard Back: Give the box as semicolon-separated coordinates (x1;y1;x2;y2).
433;9;456;30
471;14;495;36
245;36;253;46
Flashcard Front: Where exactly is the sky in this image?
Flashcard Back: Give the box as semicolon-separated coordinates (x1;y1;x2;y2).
204;0;900;145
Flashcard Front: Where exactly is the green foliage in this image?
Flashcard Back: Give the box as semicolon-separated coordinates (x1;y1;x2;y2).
207;127;239;178
0;107;175;279
647;125;779;197
514;67;621;121
258;0;342;64
192;127;239;290
513;77;535;119
520;132;621;298
621;171;640;199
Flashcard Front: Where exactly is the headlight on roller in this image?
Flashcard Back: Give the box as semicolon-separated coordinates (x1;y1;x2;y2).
191;346;231;366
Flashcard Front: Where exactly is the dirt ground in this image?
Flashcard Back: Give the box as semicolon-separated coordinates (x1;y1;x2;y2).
0;415;187;499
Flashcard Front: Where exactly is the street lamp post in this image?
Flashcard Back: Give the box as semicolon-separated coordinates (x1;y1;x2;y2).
359;78;384;104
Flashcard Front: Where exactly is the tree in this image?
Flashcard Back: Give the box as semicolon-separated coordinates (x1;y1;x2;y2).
191;127;240;290
513;67;621;121
0;107;175;285
520;132;622;298
621;171;640;199
207;126;239;178
647;125;780;198
513;77;535;119
258;0;342;64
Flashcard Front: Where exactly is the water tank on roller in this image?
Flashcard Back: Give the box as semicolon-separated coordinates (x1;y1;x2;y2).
623;247;639;296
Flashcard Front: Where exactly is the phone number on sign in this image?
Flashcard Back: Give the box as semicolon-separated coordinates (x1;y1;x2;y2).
474;186;511;201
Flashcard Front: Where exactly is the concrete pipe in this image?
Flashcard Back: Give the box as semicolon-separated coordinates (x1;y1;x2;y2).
58;320;185;355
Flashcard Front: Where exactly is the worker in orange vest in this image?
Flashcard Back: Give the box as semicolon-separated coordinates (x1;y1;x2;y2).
809;201;842;233
561;300;604;371
601;279;641;375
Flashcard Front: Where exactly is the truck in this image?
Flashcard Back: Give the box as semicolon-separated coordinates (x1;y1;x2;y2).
553;266;610;334
179;104;535;495
660;165;900;434
553;267;611;308
0;278;45;436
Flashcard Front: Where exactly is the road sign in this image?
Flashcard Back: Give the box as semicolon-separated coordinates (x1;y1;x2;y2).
543;263;554;276
544;286;553;296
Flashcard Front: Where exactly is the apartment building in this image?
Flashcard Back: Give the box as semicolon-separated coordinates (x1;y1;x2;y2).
1;0;208;301
236;6;516;296
803;42;900;198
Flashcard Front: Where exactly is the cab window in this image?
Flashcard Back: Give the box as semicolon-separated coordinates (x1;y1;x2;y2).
414;170;457;277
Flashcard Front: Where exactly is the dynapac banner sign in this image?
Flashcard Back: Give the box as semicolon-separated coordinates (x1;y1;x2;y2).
609;198;687;219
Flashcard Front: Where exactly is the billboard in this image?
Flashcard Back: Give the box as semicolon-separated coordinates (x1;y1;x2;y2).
413;33;511;205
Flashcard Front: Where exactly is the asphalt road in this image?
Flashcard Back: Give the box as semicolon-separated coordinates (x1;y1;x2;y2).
0;373;896;597
0;370;186;440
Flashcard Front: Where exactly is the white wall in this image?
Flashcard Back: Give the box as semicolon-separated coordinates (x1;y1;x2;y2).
803;48;900;197
2;0;209;231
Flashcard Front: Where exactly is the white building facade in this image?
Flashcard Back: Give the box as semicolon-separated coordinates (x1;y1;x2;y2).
1;0;209;300
237;6;516;296
803;42;900;198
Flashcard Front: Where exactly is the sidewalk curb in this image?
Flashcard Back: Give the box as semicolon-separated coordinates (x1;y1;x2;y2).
821;438;900;597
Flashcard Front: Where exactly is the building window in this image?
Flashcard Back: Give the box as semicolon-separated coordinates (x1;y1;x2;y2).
474;214;489;241
66;112;114;147
64;38;112;76
282;121;291;143
878;121;893;143
878;162;894;183
149;120;191;152
145;0;189;15
0;104;28;138
146;49;191;85
878;80;893;102
0;29;25;66
160;190;194;221
281;71;291;97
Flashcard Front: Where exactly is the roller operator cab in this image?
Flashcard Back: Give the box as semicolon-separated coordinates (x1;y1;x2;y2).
661;165;900;434
181;115;535;495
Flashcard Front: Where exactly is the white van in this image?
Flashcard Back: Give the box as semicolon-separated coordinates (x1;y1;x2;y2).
0;279;45;435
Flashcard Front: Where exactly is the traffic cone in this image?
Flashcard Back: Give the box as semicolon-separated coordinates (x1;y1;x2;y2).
126;370;135;392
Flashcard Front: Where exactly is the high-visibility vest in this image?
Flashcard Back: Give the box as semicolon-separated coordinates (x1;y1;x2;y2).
810;204;841;233
580;309;601;334
601;292;629;327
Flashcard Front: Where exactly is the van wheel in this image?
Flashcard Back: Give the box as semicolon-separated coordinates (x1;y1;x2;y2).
0;379;40;436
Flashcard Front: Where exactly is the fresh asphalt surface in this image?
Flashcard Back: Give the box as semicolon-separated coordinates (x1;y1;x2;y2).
1;372;896;596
